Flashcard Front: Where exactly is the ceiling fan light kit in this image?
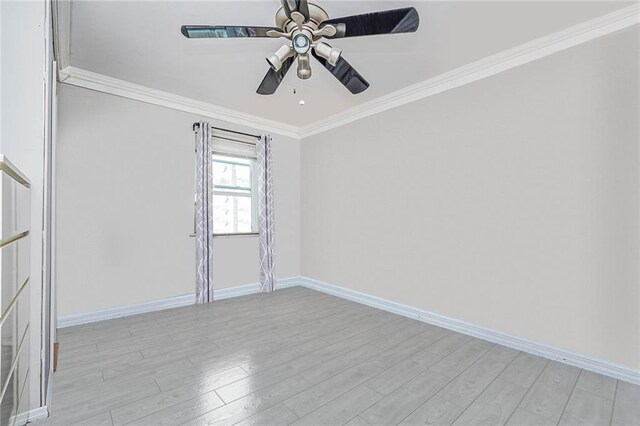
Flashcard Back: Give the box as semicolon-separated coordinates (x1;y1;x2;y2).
266;44;294;72
181;1;419;95
296;53;312;80
314;42;341;67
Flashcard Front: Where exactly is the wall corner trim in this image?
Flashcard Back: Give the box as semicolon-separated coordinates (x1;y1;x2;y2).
58;66;71;83
294;276;640;385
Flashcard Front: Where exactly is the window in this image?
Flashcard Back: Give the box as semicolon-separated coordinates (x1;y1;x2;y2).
212;154;258;235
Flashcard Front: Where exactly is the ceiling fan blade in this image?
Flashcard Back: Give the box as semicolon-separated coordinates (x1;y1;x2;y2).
280;0;293;18
320;7;419;39
257;56;295;95
296;0;310;21
181;25;280;38
311;49;369;94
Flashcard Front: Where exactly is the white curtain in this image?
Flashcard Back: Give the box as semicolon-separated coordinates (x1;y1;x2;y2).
195;122;214;303
257;134;276;293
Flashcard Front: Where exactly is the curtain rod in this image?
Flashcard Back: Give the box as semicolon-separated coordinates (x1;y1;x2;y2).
192;122;260;139
210;134;257;147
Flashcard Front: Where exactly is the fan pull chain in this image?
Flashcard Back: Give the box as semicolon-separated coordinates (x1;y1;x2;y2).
297;81;305;106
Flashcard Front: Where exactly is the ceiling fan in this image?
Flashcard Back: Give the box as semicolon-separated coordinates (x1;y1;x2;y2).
181;1;419;95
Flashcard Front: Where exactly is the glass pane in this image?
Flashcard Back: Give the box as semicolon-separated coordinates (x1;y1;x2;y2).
212;195;252;234
235;165;251;189
212;156;252;190
212;161;234;187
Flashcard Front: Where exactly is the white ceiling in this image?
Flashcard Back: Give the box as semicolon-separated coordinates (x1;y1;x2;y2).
69;1;632;126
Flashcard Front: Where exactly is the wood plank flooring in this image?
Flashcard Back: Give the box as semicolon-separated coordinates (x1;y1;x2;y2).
35;287;639;425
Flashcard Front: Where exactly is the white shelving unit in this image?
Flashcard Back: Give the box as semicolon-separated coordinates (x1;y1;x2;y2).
0;155;31;426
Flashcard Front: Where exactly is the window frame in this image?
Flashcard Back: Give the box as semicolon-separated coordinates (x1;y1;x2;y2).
211;153;259;237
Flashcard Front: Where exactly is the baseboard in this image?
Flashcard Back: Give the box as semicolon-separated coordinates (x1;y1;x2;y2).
57;280;293;328
57;277;307;328
215;282;261;300
58;292;196;328
276;276;303;289
56;275;639;384
13;405;48;425
295;276;640;385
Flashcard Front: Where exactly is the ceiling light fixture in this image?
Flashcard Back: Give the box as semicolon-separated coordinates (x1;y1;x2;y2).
266;45;294;71
313;42;341;66
296;53;312;79
181;1;420;95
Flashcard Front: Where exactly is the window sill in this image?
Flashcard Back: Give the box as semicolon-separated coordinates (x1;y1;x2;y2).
189;232;259;238
213;232;259;238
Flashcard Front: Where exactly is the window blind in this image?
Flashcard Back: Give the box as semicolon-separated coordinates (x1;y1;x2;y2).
211;137;257;159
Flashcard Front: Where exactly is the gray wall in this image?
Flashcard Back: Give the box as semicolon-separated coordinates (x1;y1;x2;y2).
301;27;640;370
56;85;300;317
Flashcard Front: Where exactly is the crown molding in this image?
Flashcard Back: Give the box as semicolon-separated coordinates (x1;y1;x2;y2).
298;3;640;138
59;4;639;140
62;67;300;138
58;66;71;82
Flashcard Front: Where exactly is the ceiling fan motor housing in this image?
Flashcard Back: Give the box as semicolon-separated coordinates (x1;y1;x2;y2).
275;2;331;80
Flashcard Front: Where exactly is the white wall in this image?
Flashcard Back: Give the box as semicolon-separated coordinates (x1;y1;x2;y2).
1;0;52;412
301;27;640;370
56;85;300;317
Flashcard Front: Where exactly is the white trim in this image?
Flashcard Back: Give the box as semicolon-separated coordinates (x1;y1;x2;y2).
214;282;261;300
57;293;196;328
57;5;638;140
62;67;299;138
51;0;71;76
55;275;640;384
56;279;304;328
294;276;640;385
298;4;640;138
13;406;48;425
57;282;265;328
47;61;60;410
276;276;304;289
58;66;71;82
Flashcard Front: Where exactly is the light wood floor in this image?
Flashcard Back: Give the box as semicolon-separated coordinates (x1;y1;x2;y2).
37;287;638;425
